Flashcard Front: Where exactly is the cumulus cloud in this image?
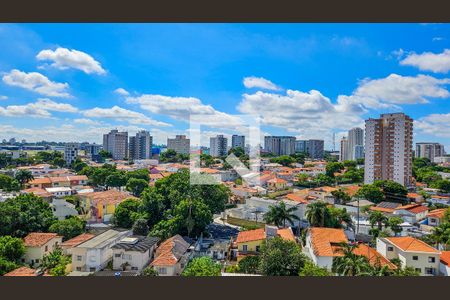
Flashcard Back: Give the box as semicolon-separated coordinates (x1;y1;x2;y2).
243;76;281;91
400;49;450;73
0;95;7;100
114;88;130;96
2;69;71;97
415;113;450;138
126;94;243;129
36;47;106;75
0;98;78;118
73;118;101;125
82;105;171;127
340;74;450;109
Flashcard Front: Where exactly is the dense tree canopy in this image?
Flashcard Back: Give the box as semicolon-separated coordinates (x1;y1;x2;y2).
0;235;25;262
182;256;221;276
48;217;86;240
113;199;143;229
0;174;20;192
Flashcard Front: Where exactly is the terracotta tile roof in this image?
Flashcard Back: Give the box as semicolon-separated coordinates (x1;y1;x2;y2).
385;237;439;253
277;228;296;241
309;227;348;257
22;187;53;198
150;173;164;180
395;204;428;214
4;266;40;277
370;206;395;213
236;228;266;243
200;168;220;174
29;177;52;185
61;233;95;248
407;193;421;198
50;176;70;183
353;244;397;270
67;175;88;181
267;178;287;184
83;189;137;206
312;186;338;193
343;185;361;197
440;251;450;266
427;208;448;219
151;235;190;267
23;233;61;247
285;193;308;204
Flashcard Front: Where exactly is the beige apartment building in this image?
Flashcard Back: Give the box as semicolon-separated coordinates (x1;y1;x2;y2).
167;135;190;155
364;113;413;186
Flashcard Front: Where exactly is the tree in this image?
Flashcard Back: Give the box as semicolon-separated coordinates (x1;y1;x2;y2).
160;149;178;163
174;198;213;237
306;202;330;227
299;260;331;276
328;207;353;229
132;218;149;236
52;157;66;168
48;217;86;240
0;194;56;237
313;174;334;186
368;210;389;231
126;178;149;197
332;243;371;276
325;162;344;177
126;169;150;181
105;172;127;189
388;217;403;236
430;222;450;250
140;188;164;228
40;248;71;276
182;257;221;276
0;257;18;276
142;266;158;276
270;155;296;167
98;150;112;159
290;153;306;165
228;147;245;158
113;199;143;228
0;235;25;262
71;158;88;173
263;201;300;228
238;255;261;274
331;189;351;204
355;184;384;203
430;179;450;193
14;169;34;185
0;174;20;192
374;180;408;203
259;237;307;276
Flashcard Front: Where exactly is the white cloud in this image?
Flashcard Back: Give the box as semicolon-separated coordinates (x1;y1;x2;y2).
432;37;444;42
243;76;281;91
126;94;243;129
341;74;450;109
0;95;7;100
82;105;171;127
73;118;101;125
400;49;450;73
0;98;78;118
114;88;130;96
36;47;106;75
415;113;450;138
2;69;71;97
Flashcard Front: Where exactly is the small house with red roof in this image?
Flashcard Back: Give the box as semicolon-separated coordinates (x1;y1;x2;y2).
22;233;63;267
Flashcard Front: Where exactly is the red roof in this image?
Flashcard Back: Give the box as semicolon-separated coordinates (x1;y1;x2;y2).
395;204;428;214
277;228;296;241
23;233;61;247
61;233;95;248
440;251;450;266
353;244;397;270
285;193;308;204
236;228;266;243
385;237;439;253
427;209;448;219
4;267;40;277
309;227;348;257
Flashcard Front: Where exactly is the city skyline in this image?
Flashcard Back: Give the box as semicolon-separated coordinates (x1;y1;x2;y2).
1;24;450;149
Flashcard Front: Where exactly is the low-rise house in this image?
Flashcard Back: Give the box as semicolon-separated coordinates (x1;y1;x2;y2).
305;227;348;270
112;236;160;272
16;164;53;177
22;233;63;268
45;186;72;198
376;236;440;276
428;195;450;206
407;193;424;203
393;204;429;223
28;177;52;189
267;178;288;190
427;209;448;227
151;235;192;276
21;187;53;201
353;243;397;270
3;266;48;277
79;189;137;223
439;251;450;276
71;229;132;272
308;186;338;204
61;233;96;255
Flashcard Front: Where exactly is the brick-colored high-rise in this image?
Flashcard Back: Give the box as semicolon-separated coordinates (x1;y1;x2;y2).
364;113;413;187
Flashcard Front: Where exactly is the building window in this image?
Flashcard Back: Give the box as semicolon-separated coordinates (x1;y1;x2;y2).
77;256;82;261
76;267;81;271
415;268;421;273
131;267;138;271
114;254;121;258
387;246;394;251
428;257;435;263
159;267;167;274
255;246;260;252
123;254;132;260
242;245;248;252
89;267;96;272
412;256;418;261
45;245;48;252
425;268;434;275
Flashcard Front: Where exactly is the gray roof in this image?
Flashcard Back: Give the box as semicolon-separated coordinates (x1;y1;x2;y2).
377;201;402;209
347;199;375;207
111;236;160;252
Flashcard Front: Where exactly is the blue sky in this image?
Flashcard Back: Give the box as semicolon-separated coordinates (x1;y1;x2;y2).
0;23;449;150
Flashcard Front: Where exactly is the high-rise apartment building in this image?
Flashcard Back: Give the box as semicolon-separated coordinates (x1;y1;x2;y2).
307;139;325;159
364;113;413;186
103;130;129;160
348;127;364;160
264;136;296;156
415;143;445;162
295;140;308;153
210;135;228;157
167;135;190;155
129;131;152;160
340;137;348;162
64;142;79;166
231;135;245;149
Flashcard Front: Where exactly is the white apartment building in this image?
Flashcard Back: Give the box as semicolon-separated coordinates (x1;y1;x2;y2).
340;136;348;162
264;136;296;156
348;127;364;160
64;142;79;166
103;130;128;160
364;113;413;186
167;135;190;154
415;142;445;162
231;135;245;149
210;135;228;157
129;130;152;160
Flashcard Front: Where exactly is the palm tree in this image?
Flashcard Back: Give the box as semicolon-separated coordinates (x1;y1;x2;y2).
305;201;330;227
15;169;34;185
264;201;300;228
368;211;388;231
332;243;371;276
431;222;450;250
